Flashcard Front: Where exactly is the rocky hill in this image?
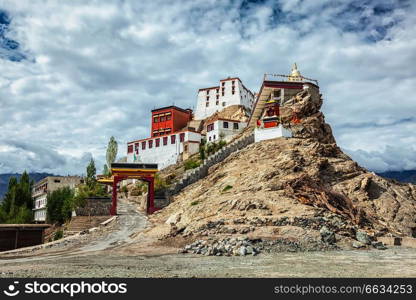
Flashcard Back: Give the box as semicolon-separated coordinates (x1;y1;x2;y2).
143;87;416;255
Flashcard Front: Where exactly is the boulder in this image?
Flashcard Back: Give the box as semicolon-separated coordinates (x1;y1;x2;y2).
320;226;336;244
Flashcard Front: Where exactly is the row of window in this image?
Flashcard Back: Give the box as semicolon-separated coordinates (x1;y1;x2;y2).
35;209;46;220
205;80;237;96
153;128;172;136
206;101;226;107
207;122;239;132
128;133;186;153
35;198;47;209
153;114;172;123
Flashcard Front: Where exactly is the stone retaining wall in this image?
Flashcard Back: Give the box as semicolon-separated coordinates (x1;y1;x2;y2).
166;133;255;197
75;197;112;216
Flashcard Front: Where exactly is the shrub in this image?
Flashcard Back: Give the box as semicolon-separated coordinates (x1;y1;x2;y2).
222;185;233;192
120;185;128;196
155;174;169;192
47;187;75;224
184;159;201;170
54;229;63;241
190;200;200;206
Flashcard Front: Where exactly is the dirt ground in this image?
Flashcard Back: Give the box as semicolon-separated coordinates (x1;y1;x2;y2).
1;247;416;278
1;198;416;278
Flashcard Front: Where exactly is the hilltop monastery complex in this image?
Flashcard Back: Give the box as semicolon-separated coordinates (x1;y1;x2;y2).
126;64;318;170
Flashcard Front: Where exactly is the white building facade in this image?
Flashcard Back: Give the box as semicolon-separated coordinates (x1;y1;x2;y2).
254;125;292;142
32;176;83;222
127;130;202;169
205;118;247;143
194;77;255;120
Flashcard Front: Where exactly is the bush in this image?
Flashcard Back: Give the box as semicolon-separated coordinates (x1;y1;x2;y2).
190;200;200;206
120;185;128;196
73;183;108;208
222;185;233;192
54;229;63;241
155;174;169;192
47;187;75;224
184;159;201;170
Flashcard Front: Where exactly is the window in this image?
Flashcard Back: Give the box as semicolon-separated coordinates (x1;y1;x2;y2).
160;116;165;122
155;138;160;147
213;135;216;140
206;90;210;95
163;137;168;145
206;96;209;100
142;142;146;150
148;140;153;148
154;132;159;137
222;102;226;106
232;80;235;85
171;135;176;144
223;121;228;128
166;115;171;120
207;123;214;131
216;95;219;99
222;82;225;86
209;136;211;141
273;90;281;98
153;116;158;123
184;145;188;152
216;89;219;93
128;145;133;153
206;102;209;107
166;128;172;135
180;133;185;142
233;122;239;130
216;101;219;105
232;90;235;95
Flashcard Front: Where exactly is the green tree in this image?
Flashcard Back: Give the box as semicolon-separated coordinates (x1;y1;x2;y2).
46;187;74;224
106;136;118;172
103;164;109;177
0;172;33;224
199;138;206;160
86;158;97;189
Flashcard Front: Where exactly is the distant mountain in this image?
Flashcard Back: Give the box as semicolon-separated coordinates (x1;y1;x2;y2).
0;173;54;201
377;170;416;184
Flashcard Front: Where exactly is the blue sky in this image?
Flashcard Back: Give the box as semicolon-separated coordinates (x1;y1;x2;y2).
0;0;415;175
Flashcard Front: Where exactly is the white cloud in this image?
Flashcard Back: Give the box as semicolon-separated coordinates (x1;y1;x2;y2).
0;0;415;175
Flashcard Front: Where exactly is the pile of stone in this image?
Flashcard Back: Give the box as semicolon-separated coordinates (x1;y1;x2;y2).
181;237;260;256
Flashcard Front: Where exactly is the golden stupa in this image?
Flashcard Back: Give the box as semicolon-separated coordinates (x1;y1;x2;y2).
287;63;303;81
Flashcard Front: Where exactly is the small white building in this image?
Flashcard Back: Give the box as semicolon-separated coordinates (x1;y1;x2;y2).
127;130;202;169
194;77;255;120
205;118;247;143
254;125;292;142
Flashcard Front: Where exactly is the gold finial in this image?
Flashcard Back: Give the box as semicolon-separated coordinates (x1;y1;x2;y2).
288;62;302;81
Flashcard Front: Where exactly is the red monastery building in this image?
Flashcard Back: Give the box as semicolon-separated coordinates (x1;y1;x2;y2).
127;106;202;169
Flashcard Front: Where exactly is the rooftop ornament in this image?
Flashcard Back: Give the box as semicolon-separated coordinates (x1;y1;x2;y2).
263;63;319;86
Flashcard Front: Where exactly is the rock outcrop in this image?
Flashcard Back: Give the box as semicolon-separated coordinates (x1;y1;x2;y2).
147;86;416;252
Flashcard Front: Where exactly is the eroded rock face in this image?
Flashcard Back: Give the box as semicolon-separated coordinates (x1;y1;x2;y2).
148;86;416;249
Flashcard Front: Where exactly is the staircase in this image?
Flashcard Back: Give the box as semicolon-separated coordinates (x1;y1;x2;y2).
65;216;112;236
166;132;255;197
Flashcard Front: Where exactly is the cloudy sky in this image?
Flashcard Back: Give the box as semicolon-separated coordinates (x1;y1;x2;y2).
0;0;415;175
